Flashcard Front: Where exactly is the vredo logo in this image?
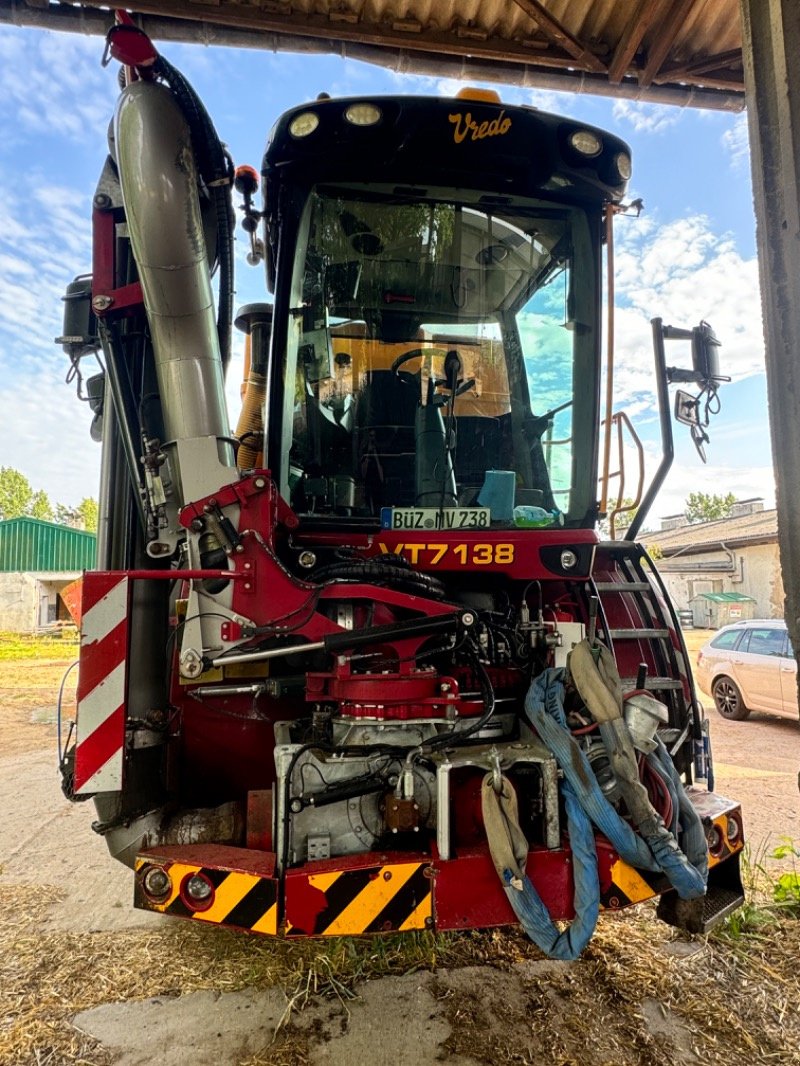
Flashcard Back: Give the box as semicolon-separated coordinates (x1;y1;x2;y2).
448;110;512;145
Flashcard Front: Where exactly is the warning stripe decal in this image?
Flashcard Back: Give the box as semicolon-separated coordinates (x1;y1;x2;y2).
73;703;126;794
134;858;278;935
75;574;129;795
294;862;432;936
604;861;658;908
603;810;744;909
76;621;127;702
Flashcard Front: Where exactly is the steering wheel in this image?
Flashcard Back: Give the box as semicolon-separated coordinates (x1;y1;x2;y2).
390;347;476;400
390;347;450;376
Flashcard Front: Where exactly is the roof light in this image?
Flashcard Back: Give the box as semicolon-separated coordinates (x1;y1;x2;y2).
344;103;382;126
288;111;319;138
456;87;502;104
569;130;602;157
615;152;632;181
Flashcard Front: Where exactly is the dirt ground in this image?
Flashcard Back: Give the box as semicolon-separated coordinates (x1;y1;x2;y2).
2;641;800;1066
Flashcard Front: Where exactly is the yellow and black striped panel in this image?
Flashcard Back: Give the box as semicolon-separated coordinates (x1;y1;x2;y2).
601;808;745;910
286;860;432;937
134;858;278;934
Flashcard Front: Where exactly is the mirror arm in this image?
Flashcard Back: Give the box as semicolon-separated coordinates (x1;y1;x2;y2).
625;317;674;541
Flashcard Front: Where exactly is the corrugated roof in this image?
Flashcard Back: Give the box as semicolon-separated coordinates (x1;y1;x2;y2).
0;0;745;111
642;509;778;555
0;517;96;573
693;592;756;603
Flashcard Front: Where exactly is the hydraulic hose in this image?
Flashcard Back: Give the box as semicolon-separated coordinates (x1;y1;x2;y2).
311;557;446;598
568;640;707;896
524;669;707;897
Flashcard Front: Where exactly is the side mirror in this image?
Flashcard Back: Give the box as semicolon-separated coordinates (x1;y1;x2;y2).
653;318;728;464
674;389;699;427
691;320;722;384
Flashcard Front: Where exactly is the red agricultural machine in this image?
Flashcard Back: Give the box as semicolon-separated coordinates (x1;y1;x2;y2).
59;21;743;956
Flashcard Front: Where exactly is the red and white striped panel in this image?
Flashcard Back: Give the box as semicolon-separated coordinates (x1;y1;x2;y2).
75;573;129;795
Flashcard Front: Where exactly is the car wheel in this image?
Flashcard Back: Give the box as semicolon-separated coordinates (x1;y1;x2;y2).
712;676;750;721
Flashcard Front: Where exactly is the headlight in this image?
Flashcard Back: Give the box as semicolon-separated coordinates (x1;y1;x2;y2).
706;825;724;857
344;103;382;127
615;152;632;181
185;873;214;903
288;111;320;138
142;865;171;900
569;130;602;157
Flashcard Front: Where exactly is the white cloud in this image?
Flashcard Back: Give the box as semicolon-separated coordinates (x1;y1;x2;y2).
0;28;115;145
607;432;775;529
599;211;769;524
721;113;750;169
612;99;682;135
612;213;764;393
0;359;101;507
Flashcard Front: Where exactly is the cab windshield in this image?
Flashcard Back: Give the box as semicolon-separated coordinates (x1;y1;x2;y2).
279;187;599;526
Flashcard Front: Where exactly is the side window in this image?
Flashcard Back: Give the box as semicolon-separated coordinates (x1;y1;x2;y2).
710;629;743;651
744;628;787;657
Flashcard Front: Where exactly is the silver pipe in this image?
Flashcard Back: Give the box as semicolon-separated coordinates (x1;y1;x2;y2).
212;641;325;668
114;80;233;457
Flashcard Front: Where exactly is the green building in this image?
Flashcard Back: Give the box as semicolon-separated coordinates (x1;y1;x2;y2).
0;517;96;631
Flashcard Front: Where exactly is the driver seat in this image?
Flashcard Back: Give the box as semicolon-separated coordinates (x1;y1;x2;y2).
354;370;418;508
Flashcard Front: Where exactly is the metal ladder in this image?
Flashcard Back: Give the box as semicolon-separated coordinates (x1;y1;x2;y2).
591;539;695;740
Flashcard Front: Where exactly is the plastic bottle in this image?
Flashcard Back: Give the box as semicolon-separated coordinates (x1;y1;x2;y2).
512;506;562;528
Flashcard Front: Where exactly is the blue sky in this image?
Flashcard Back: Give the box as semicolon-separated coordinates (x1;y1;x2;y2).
0;25;770;527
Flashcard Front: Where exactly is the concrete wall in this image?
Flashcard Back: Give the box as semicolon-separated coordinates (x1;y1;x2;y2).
656;542;783;623
0;572;81;632
0;572;39;632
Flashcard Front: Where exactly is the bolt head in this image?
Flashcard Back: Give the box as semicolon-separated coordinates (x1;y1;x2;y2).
91;295;113;312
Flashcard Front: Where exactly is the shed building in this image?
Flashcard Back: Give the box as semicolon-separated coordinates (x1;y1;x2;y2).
641;501;782;624
0;518;96;632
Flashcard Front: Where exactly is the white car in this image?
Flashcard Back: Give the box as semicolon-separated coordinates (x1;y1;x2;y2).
695;619;798;721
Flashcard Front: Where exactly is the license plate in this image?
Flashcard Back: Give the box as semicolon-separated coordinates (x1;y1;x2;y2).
380;507;491;531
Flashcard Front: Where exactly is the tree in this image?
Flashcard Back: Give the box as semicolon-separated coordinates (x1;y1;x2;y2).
29;489;54;522
0;466;33;520
77;497;98;533
599;496;639;539
55;502;79;527
684;491;736;524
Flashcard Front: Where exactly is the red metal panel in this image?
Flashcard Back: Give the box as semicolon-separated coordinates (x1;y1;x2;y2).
433;843;578;929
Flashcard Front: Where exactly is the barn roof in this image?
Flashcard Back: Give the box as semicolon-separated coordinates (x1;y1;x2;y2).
0;0;745;112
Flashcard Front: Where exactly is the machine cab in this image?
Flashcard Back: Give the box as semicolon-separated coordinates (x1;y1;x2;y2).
261;93;632;530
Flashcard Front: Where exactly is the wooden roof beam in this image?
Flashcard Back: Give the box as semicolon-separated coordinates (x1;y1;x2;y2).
607;0;669;83
658;48;743;80
640;0;697;88
509;0;606;74
72;0;605;74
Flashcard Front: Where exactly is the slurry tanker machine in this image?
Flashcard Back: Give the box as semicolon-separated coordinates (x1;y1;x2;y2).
59;22;744;957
